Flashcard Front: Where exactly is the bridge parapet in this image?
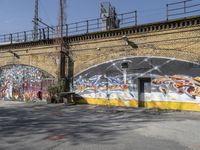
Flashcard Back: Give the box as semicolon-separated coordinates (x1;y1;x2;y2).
0;15;200;109
0;16;200;76
0;15;200;50
0;11;137;46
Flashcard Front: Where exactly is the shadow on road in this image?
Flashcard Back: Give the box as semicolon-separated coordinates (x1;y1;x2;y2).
0;104;198;148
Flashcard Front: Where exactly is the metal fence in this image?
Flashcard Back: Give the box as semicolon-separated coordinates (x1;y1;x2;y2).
1;0;200;45
0;11;137;45
167;0;200;20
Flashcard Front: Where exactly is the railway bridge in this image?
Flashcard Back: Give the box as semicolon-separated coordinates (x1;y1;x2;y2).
0;16;200;111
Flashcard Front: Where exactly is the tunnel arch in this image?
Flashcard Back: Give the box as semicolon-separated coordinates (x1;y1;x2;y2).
74;56;200;111
0;64;55;78
75;56;200;76
0;64;55;101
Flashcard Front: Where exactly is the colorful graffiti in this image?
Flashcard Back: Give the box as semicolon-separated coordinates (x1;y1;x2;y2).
74;74;135;100
0;65;55;101
152;75;200;99
74;57;200;104
74;74;200;103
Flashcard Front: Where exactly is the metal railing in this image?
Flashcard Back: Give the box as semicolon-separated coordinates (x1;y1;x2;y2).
0;11;137;45
1;0;200;46
167;0;200;20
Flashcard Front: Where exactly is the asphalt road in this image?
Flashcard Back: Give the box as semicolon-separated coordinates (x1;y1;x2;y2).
0;101;200;150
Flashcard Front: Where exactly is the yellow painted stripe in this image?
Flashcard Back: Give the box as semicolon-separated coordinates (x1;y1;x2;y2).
144;101;200;112
75;97;138;107
74;97;200;111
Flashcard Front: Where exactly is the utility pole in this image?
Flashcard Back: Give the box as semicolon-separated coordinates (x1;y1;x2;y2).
59;0;73;92
33;0;39;40
59;0;66;79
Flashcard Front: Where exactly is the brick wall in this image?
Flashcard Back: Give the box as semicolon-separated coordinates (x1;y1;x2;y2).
0;16;200;78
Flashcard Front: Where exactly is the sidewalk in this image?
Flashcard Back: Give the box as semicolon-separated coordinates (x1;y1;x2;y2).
0;100;26;106
0;99;49;107
0;99;31;108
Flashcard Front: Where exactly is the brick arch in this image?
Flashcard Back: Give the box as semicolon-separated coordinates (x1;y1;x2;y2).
73;26;200;74
75;53;200;76
73;56;200;111
72;22;200;75
0;64;55;101
0;49;60;78
0;64;55;79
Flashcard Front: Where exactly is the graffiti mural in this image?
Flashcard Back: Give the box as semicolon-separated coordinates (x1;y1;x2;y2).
74;57;200;104
0;65;55;101
75;74;135;100
151;75;200;101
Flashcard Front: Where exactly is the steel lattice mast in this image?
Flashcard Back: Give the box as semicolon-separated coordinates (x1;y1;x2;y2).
33;0;39;40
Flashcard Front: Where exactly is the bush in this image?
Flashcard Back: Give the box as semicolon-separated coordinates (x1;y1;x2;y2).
47;80;65;103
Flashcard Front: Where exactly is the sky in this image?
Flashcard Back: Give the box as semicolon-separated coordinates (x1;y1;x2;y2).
0;0;199;34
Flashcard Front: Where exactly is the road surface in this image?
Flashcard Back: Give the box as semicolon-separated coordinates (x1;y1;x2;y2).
0;101;200;150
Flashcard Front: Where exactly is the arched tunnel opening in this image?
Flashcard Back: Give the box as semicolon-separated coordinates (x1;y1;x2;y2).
0;64;55;101
73;56;200;111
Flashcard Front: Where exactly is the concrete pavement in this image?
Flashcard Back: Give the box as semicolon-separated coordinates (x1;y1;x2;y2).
0;102;200;150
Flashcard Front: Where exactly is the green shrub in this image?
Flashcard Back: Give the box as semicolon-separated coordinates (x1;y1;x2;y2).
47;80;65;103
